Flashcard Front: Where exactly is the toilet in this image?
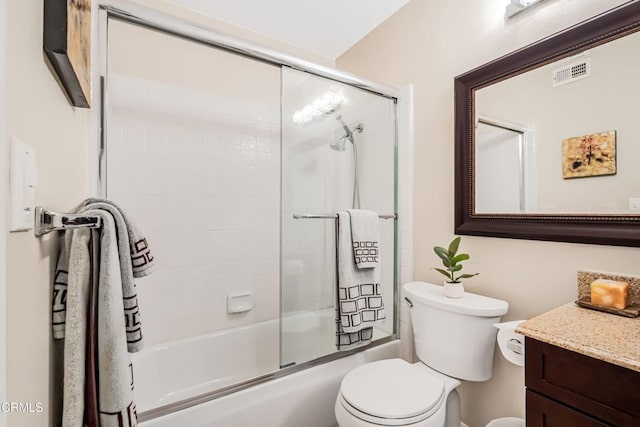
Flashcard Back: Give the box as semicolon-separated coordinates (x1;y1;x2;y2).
335;281;509;427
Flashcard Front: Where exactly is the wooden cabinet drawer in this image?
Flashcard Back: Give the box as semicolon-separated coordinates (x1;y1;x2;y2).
525;338;640;426
527;390;609;427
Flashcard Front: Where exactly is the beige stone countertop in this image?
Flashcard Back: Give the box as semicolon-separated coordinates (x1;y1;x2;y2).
516;303;640;372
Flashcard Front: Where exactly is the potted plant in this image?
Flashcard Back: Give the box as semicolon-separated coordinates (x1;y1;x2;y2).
432;236;478;298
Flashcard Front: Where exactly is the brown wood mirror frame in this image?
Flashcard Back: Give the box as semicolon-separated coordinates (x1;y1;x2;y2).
454;1;640;247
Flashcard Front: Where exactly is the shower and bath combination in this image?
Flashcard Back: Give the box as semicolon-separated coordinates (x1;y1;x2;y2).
332;115;364;209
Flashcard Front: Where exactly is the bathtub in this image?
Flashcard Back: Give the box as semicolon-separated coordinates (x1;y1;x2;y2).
134;310;398;426
133;319;280;413
281;308;391;366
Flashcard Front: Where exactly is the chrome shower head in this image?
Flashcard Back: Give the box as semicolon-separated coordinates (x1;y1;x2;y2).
336;115;351;140
330;140;348;152
332;115;364;150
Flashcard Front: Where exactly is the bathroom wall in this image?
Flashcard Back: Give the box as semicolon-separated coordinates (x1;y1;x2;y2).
337;0;636;426
0;0;7;423
3;1;333;426
5;0;92;425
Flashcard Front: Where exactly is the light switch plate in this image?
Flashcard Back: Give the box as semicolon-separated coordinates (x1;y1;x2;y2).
9;137;37;232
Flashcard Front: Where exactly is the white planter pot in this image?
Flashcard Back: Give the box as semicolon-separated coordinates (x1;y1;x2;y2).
443;281;464;298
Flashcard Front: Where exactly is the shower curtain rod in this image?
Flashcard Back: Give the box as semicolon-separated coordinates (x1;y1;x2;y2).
34;207;102;237
293;213;397;220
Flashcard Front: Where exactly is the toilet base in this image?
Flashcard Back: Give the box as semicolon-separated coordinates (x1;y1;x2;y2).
444;389;460;427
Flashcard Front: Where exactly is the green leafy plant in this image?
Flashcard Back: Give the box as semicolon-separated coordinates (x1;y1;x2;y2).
432;236;479;284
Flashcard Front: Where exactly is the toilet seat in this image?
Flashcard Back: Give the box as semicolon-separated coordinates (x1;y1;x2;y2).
338;359;445;426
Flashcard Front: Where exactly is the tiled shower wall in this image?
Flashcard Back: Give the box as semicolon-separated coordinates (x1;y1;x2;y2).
106;20;402;350
106;57;281;345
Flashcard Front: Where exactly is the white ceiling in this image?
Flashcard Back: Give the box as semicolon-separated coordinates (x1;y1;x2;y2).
164;0;411;59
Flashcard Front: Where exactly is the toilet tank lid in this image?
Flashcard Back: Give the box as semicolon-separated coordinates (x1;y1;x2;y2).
403;282;508;317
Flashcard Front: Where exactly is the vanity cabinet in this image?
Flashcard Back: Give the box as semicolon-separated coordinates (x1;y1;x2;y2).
525;338;640;427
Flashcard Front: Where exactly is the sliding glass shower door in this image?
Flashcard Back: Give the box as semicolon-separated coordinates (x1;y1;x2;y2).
103;16;398;415
280;67;397;368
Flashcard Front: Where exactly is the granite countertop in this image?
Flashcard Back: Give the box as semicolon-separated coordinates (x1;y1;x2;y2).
516;303;640;372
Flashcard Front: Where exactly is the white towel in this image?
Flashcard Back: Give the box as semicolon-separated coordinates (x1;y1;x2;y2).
336;212;386;351
347;209;379;269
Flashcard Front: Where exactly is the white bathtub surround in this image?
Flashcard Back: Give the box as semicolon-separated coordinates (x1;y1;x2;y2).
134;308;393;413
133;317;279;413
140;340;400;426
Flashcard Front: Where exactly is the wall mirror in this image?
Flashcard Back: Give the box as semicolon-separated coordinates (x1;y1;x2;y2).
455;1;640;247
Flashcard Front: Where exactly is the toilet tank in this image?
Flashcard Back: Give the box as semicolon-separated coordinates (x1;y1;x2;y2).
403;282;508;382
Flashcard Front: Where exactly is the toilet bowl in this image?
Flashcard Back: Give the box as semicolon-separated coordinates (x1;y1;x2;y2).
335;282;509;427
335;359;460;427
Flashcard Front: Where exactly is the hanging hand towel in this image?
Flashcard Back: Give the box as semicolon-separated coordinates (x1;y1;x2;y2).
54;198;154;352
336;212;386;351
347;209;379;269
52;200;154;426
79;200;147;352
56;212;139;427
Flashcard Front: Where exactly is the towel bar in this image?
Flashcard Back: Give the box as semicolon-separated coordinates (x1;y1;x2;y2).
34;207;102;237
293;213;397;219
